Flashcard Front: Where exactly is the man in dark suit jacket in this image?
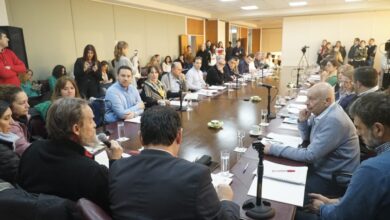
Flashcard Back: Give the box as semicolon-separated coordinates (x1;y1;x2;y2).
109;106;240;220
206;56;232;86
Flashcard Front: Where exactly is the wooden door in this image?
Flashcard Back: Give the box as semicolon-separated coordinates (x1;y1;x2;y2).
179;34;188;55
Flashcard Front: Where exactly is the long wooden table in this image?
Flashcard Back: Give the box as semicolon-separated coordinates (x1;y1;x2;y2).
103;79;301;220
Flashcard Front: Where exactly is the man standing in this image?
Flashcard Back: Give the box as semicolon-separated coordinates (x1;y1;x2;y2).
347;37;360;65
225;41;233;61
18;97;123;211
161;62;187;98
232;40;245;60
0;30;26;87
306;92;390;220
109;106;240;220
105;66;144;123
366;38;377;67
186;57;206;91
196;44;209;72
264;83;360;200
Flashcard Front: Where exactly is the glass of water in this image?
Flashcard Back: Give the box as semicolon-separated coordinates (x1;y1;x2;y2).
260;109;268;126
220;149;230;176
117;122;126;141
237;130;245;148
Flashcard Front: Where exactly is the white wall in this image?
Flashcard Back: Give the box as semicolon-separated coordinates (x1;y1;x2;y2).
217;20;225;46
0;0;8;25
282;10;390;69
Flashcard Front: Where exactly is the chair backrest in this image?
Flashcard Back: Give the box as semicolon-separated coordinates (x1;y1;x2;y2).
76;198;112;220
89;100;106;127
28;107;48;140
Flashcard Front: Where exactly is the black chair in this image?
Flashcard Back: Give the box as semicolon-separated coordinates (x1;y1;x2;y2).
76;198;112;220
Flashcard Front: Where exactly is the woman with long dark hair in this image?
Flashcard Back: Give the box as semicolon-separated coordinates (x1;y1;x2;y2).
73;44;101;99
48;65;66;92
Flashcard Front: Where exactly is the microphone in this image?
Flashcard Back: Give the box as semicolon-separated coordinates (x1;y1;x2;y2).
89;97;105;103
97;133;111;148
258;83;276;89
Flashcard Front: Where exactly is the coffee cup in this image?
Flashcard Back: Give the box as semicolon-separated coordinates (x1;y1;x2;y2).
251;125;260;134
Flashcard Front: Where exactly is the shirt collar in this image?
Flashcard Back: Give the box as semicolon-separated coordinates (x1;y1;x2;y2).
358;86;378;96
314;102;335;121
375;142;390;155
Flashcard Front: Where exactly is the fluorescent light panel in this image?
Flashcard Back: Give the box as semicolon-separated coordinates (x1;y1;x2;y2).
345;0;363;2
241;5;258;10
220;0;237;2
289;1;307;7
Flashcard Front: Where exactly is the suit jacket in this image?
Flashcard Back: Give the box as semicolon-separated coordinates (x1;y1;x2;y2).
109;149;240;220
206;66;231;86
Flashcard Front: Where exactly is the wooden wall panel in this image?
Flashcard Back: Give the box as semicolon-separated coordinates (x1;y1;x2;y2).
240;27;248;40
187;18;204;35
205;20;218;44
252;28;261;53
225;22;230;45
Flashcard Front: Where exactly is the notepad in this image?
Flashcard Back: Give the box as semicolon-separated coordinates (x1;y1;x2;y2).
208;85;226;90
283;117;298;125
184;93;199;100
279;123;299;131
170;100;188;107
266;132;302;148
125;116;141;123
198;89;218;96
249;160;308;206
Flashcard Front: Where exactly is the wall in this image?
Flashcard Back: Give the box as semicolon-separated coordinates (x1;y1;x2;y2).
217;20;225;46
282;10;390;68
0;0;8;25
6;0;185;79
261;28;282;53
252;29;261;53
205;20;217;44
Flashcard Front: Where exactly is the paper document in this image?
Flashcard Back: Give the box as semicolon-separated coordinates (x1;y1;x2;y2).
279;123;299;131
288;103;306;110
198;89;218;96
283;117;298;125
211;173;233;188
208;85;226;90
125;116;141;123
266;132;302;148
287;107;300;115
295;95;307;103
249;160;308;206
184;93;199;100
94;151;131;168
170;100;188;107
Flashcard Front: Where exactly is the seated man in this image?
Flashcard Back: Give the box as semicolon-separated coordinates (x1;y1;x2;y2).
206;55;231;86
185;56;206;91
264;83;360;201
105;66;145;123
254;52;266;69
109;106;240;220
223;56;239;80
18;97;123;211
161;62;188;98
238;54;254;75
306;92;390;219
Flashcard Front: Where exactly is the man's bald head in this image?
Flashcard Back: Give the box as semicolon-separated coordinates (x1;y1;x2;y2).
306;82;335;116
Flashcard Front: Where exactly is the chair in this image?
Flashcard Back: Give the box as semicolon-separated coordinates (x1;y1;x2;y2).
76;198;112;220
328;171;353;198
28;107;48;140
89;99;106;127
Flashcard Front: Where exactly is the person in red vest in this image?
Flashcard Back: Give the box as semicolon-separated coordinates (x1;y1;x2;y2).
0;30;26;87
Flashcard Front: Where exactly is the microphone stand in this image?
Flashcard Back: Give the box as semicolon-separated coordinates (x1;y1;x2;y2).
243;140;275;219
177;80;187;112
260;85;276;120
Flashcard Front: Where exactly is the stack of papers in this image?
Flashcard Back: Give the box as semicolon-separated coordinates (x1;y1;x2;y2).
170;100;188;107
198;89;218;96
208;85;226;90
266;132;302;148
184;93;199;100
125;116;141;123
248;160;308;206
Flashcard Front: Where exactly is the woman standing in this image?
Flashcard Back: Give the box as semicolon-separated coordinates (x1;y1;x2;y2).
208;44;217;67
162;56;172;74
141;66;169;107
114;41;136;86
74;44;101;99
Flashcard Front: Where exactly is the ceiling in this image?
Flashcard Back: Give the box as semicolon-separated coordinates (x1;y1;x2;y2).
96;0;390;27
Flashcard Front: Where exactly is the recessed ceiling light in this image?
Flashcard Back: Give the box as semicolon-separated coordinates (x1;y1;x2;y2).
289;1;307;7
345;0;363;2
241;5;258;10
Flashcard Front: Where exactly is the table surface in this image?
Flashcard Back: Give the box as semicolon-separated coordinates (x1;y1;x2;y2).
103;79;303;220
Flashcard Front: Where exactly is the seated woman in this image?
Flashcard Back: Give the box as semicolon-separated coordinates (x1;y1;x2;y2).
0;100;19;151
34;76;81;121
105;66;144;123
321;59;339;87
337;65;356;111
0;86;31;156
20;69;41;98
48;65;66;92
100;60;115;92
141;66;170;107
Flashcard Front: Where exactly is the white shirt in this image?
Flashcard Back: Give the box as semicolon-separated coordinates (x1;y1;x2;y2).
186;67;206;91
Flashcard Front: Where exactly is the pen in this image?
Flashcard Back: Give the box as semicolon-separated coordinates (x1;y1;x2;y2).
242;163;249;173
272;169;295;172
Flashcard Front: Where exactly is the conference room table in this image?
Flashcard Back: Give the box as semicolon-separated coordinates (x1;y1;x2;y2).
102;78;304;220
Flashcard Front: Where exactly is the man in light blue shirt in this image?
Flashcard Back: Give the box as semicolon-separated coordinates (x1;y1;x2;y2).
104;66;144;123
264;83;360;202
186;57;206;91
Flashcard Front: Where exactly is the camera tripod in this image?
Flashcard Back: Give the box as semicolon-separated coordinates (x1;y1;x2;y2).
296;49;309;88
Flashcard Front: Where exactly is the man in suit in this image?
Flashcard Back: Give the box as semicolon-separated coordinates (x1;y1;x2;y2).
109;106;240;220
264;83;360;202
206;56;232;85
19;98;123;212
305;92;390;220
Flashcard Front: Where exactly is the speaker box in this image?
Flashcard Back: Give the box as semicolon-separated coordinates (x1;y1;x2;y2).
0;26;28;68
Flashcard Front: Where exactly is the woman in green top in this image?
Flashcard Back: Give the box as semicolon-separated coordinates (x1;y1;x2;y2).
48;65;67;92
321;59;340;87
34;76;81;120
20;69;41;98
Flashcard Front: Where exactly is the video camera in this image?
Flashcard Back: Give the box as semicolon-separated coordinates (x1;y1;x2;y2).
301;45;309;54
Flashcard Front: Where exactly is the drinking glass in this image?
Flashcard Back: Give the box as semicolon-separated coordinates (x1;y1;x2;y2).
220;150;230;176
260;109;268;126
237;130;245;148
117;122;126;141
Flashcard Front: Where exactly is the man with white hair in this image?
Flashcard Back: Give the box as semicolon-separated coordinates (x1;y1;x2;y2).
161;61;187;98
264;82;360;202
206;56;230;86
